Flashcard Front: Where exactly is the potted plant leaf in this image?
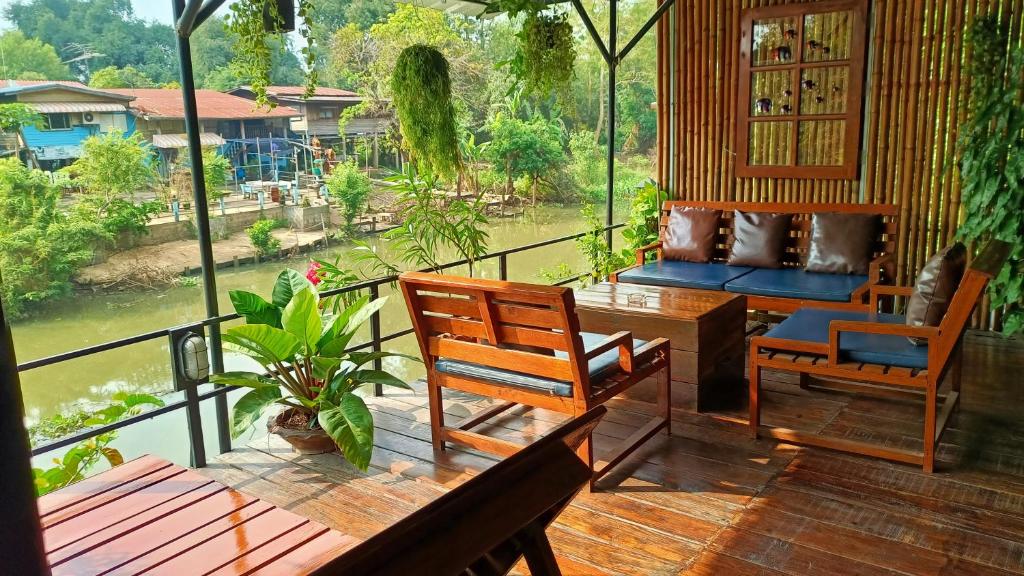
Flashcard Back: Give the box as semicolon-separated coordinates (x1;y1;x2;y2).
490;0;577;103
212;269;414;470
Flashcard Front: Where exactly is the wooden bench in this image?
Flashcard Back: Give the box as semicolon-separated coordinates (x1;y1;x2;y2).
748;240;1010;472
399;272;672;488
611;201;900;313
312;407;607;576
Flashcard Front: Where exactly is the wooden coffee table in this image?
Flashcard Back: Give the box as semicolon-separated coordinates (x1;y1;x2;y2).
575;283;746;412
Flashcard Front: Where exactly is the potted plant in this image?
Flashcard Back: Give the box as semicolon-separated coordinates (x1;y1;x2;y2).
490;0;577;103
227;0;317;109
211;269;414;469
390;45;462;179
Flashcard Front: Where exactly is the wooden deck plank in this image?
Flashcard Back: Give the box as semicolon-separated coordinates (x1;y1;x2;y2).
194;330;1024;576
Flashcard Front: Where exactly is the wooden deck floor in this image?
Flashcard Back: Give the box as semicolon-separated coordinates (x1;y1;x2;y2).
201;330;1024;575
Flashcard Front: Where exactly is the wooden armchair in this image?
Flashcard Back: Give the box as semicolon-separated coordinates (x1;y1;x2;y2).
748;241;1010;472
399;272;672;488
311;407;607;576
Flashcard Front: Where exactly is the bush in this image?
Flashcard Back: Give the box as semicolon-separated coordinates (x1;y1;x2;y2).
246;218;282;256
0;158;107;317
325;160;372;232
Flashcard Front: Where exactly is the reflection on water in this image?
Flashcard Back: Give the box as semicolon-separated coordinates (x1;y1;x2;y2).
14;205;620;425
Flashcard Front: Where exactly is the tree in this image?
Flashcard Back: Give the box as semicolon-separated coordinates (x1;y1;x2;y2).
0;157;106;317
0;103;43;160
65;131;161;236
486;113;564;204
5;0;178;83
325;159;372;232
0;31;72;80
189;15;304;90
88;65;156;88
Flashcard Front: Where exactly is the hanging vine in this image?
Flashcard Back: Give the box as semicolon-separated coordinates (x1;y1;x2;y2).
226;0;319;108
492;0;577;104
390;45;462;178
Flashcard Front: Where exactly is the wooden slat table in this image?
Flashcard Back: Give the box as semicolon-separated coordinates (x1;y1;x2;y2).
39;454;357;575
575;283;747;411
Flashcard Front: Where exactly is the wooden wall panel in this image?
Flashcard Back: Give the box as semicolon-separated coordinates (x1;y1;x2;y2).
657;0;1021;299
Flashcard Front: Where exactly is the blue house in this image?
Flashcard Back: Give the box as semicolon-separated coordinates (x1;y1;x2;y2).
0;80;136;170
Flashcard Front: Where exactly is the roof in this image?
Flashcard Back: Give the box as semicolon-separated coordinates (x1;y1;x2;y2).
395;0;498;18
31;102;129;113
264;86;358;97
228;85;364;104
152;133;226;149
103;88;299;120
0;80;134;101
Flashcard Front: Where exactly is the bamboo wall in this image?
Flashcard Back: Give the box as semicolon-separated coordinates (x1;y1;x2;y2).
655;0;1023;297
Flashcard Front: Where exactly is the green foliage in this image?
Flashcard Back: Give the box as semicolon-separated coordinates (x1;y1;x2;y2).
325;160;372;231
956;15;1024;336
621;181;667;255
487;113;564;183
310;258;363;313
568;130;604;190
247;218;282;256
0;103;42;134
505;12;577;103
214;270;415;470
226;0;318;107
67;131;157;201
6;1;178;83
575;203;631;287
391;45;462;178
355;165;489;276
88;65;156;88
32;392;164;496
0;30;72;80
0;158;107;317
202;148;231;191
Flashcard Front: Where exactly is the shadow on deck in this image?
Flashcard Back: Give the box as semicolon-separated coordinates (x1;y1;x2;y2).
201;330;1024;575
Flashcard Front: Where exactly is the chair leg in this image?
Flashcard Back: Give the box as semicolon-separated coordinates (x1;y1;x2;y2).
749;342;761;439
426;373;446;452
658;355;672;436
923;380;937;473
577;434;595;490
951;341;964;394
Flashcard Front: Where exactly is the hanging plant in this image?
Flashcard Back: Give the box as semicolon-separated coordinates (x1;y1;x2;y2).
515;12;577;101
227;0;319;109
390;45;462;179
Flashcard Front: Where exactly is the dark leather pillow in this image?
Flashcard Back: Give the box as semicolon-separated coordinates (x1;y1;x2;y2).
905;243;967;345
804;212;880;275
727;211;793;268
663;207;720;262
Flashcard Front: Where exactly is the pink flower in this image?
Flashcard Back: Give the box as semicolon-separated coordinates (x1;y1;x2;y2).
306;261;322;286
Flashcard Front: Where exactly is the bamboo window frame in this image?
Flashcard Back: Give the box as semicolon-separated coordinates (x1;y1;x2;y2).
736;0;868;179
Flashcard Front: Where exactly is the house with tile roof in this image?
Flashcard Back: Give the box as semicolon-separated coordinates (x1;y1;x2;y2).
104;88;300;148
227;86;389;140
0;80;136;169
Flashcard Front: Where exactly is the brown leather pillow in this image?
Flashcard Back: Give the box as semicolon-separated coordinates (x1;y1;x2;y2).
804;212;880;275
663;207;721;262
727;211;793;268
905;243;968;345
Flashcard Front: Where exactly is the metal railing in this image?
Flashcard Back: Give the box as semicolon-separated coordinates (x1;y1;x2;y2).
26;223;624;466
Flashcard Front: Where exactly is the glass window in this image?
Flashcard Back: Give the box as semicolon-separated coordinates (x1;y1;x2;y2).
43;113;71;130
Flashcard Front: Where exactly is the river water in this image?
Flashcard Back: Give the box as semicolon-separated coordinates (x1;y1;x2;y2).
17;204;621;465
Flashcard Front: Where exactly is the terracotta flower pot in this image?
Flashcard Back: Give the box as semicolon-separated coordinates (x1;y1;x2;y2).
267;408;336;455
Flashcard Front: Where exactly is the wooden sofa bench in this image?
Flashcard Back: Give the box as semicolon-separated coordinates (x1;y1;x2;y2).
611;201;900;313
399;272;672;488
748;240;1010;472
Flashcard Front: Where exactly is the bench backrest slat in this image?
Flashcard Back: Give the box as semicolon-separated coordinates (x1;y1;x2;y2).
400;272;589;385
660;201;899;269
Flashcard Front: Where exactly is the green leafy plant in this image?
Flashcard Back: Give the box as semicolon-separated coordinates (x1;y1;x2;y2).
32;393;165;496
227;0;319;108
247;218;282;256
0;102;42;159
326;159;372;233
355;164;489;276
956;15;1024;335
621;180;668;256
390;45;462;179
202;148;231;192
308;258;364;313
213;269;414;470
509;12;577;102
575;203;631;287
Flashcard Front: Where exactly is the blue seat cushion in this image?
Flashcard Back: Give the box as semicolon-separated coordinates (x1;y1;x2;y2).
725;268;869;302
764;308;929;369
618;260;754;290
434;332;646;397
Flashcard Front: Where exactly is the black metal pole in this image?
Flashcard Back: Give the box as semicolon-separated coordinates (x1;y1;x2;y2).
606;0;617;250
173;0;231;456
0;274;50;575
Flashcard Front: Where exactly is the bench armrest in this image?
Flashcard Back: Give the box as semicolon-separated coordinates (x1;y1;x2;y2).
869;253;894;284
869;284;915;312
827;320;938;365
635;241;663;265
585;331;634;373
